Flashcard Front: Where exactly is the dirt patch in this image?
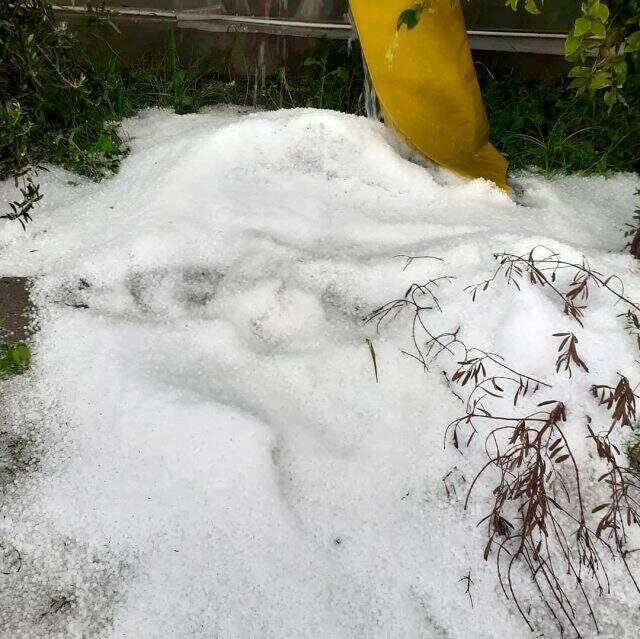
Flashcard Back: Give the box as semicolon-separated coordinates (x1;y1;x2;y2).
0;278;32;342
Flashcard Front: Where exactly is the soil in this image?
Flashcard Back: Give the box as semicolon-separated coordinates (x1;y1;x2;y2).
0;277;32;342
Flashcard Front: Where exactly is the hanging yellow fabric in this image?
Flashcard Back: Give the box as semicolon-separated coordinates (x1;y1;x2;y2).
349;0;510;192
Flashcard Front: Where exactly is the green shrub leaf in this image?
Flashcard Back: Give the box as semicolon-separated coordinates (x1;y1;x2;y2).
573;17;592;37
524;0;541;15
589;71;612;91
626;31;640;52
591;20;606;38
564;35;583;57
568;65;591;78
595;3;609;22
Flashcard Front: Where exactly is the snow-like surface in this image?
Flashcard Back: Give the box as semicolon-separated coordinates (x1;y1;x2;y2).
1;107;639;638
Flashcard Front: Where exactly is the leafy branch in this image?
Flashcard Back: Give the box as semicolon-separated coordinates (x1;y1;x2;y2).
369;250;640;636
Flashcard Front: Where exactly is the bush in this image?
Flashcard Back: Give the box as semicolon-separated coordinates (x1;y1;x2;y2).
0;5;364;228
0;0;127;227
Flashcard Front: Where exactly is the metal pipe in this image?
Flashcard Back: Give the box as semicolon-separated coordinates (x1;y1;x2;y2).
51;5;567;52
178;12;353;31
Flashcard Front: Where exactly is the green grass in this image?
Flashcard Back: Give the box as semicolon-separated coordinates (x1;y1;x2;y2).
480;70;640;175
87;41;639;178
84;37;365;118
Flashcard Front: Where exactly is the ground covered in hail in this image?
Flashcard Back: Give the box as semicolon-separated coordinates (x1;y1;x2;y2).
1;107;640;638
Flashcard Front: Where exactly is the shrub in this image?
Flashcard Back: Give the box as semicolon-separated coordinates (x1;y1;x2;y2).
0;0;127;227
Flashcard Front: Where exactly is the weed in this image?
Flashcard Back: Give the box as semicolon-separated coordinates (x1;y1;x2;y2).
1;174;43;229
369;248;640;636
0;343;31;376
480;72;640;175
77;33;365;117
467;246;640;334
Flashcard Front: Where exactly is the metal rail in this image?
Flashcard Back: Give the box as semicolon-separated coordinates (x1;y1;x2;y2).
53;4;176;19
52;5;568;54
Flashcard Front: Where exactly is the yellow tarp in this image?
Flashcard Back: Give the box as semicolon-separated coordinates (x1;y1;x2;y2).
349;0;510;191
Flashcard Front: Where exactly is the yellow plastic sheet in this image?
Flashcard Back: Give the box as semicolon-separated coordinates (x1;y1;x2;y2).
349;0;510;191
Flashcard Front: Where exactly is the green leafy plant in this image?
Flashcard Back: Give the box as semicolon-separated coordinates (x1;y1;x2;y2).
0;0;127;225
0;5;366;227
302;47;362;111
0;343;31;376
565;0;640;109
1;174;43;229
505;0;542;13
